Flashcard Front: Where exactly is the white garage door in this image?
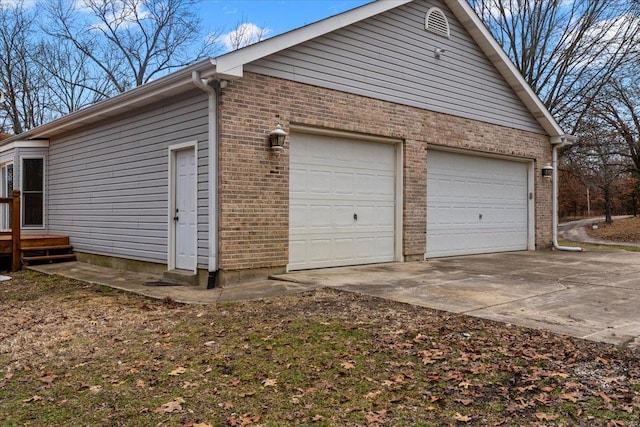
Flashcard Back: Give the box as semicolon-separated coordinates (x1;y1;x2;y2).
289;133;396;270
426;150;529;258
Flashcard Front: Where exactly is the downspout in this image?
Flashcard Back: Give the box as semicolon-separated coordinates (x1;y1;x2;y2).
551;136;582;252
192;71;221;287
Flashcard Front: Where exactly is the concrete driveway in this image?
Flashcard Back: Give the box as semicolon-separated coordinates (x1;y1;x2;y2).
273;250;640;349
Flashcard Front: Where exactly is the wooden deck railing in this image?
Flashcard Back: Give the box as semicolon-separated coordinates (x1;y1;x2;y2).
0;190;21;271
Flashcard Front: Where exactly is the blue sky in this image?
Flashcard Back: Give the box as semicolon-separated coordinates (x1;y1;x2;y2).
196;0;374;51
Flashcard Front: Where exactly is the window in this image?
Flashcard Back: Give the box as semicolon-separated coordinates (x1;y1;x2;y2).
22;158;44;227
1;164;13;230
3;164;13;196
425;7;450;38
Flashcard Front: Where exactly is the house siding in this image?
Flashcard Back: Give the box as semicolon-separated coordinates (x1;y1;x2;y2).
47;90;210;267
245;0;544;135
218;72;552;273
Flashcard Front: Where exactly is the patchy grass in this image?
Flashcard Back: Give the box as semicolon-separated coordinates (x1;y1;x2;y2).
1;271;640;426
587;216;640;243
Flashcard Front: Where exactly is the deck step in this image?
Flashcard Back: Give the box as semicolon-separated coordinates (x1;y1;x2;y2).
22;253;77;264
21;242;76;266
22;245;73;252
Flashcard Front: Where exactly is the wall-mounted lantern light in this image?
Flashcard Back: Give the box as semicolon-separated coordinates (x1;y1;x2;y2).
542;164;553;178
269;123;287;151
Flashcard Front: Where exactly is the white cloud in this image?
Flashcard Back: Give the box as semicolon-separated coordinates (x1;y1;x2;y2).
567;12;640;68
219;22;271;52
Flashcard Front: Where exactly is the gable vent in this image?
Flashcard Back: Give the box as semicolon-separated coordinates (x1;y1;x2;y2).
425;7;450;38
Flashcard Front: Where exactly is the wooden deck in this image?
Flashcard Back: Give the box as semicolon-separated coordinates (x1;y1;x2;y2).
0;194;73;268
0;234;76;266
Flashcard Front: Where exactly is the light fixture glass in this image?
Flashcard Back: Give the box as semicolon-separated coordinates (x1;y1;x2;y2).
542;164;553;178
269;123;287;151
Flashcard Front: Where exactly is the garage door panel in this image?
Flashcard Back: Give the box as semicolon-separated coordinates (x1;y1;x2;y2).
310;205;332;227
334;204;356;227
290;169;307;192
376;205;396;227
376;175;396;196
308;140;332;161
289;133;397;270
334;238;355;260
309;170;332;193
334;172;355;194
289;240;307;264
427;150;528;258
356;238;376;258
355;174;375;194
309;239;332;261
289;204;307;228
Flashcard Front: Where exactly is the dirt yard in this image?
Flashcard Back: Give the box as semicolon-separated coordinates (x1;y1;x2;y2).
1;271;639;426
588;216;640;242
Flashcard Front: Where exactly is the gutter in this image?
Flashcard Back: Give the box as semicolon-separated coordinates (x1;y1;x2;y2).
550;136;582;252
191;71;223;287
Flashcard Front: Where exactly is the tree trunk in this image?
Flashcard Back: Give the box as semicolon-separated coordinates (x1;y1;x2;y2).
604;188;613;224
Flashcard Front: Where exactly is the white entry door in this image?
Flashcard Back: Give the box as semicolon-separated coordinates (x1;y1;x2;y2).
174;149;197;270
289;133;397;270
426;150;529;258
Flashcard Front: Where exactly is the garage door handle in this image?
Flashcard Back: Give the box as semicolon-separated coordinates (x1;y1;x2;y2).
479;213;483;220
353;213;358;221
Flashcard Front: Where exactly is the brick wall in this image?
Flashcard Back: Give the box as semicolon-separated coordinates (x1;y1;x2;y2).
218;72;552;274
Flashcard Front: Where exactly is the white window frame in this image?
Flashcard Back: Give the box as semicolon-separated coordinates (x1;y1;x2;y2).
20;155;46;230
0;162;14;230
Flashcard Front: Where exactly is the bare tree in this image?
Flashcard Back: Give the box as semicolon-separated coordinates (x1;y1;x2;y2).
565;117;629;223
593;77;640;177
221;16;270;52
470;0;640;132
43;0;220;93
34;39;111;114
0;1;49;134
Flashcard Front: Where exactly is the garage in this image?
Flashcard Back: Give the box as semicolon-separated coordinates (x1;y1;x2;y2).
289;132;399;270
426;150;531;258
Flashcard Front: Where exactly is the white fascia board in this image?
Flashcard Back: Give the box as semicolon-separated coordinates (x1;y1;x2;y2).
445;0;565;137
214;0;413;76
0;139;49;153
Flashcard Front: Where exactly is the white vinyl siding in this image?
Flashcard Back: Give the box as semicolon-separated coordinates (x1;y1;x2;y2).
426;150;529;258
46;90;210;267
289;133;397;270
246;0;543;134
